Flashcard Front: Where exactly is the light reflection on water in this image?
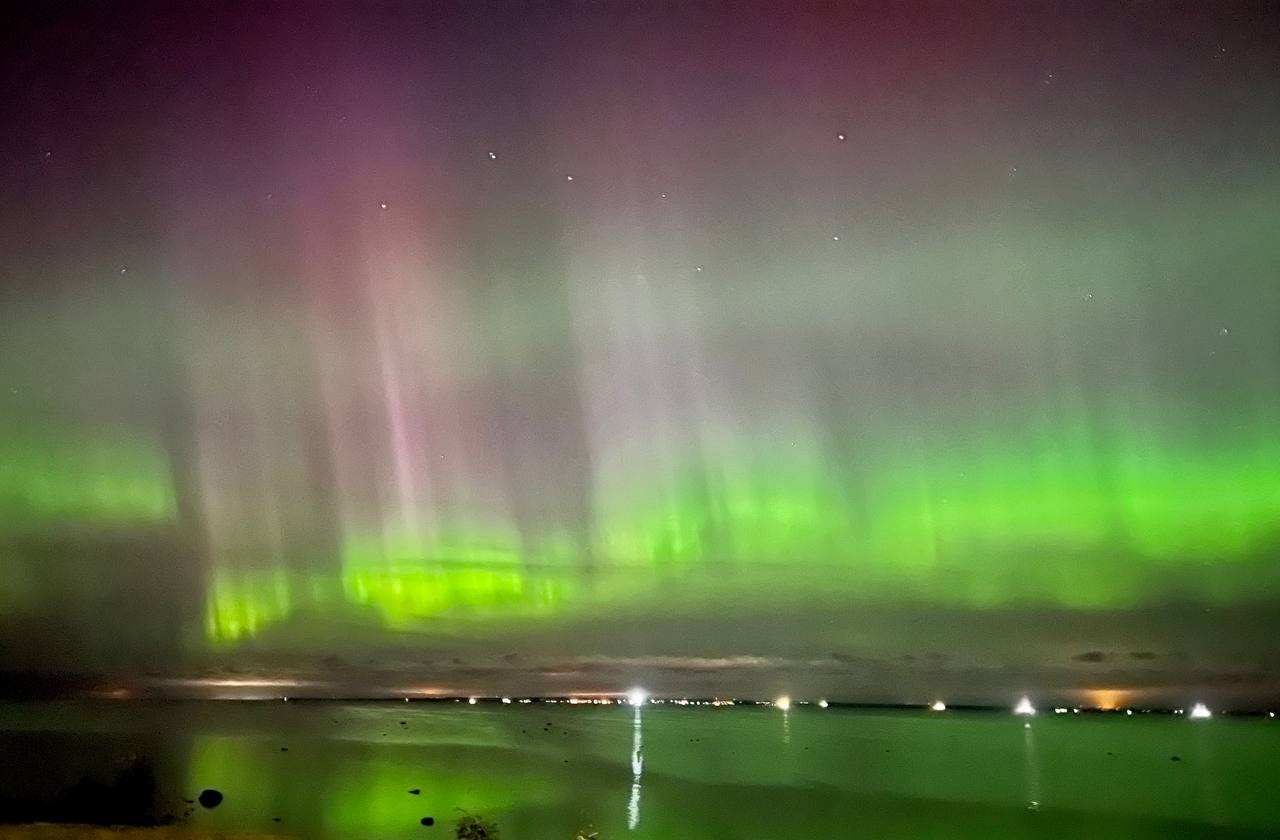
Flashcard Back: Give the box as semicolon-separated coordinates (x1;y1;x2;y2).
627;706;642;830
1023;719;1041;812
1;702;1278;839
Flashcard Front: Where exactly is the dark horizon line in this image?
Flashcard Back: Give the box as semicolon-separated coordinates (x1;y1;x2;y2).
9;693;1276;716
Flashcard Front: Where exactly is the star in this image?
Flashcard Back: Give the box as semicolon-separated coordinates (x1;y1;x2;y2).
565;174;574;181
379;202;388;210
832;235;840;241
836;133;846;141
659;192;668;199
1219;327;1229;336
694;265;703;272
487;151;497;160
119;267;128;274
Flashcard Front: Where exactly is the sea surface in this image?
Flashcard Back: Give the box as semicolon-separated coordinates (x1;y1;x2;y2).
1;701;1278;838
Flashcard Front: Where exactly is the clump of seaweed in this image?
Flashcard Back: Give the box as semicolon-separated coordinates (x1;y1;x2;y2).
454;813;500;839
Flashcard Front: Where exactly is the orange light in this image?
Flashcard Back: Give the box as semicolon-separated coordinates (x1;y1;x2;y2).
1086;689;1133;711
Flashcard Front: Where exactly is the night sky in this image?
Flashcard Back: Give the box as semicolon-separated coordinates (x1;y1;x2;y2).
2;1;1280;706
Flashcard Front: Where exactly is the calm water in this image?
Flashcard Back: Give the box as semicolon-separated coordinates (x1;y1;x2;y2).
1;701;1278;838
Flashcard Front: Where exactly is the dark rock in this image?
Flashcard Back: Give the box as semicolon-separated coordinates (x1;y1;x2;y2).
1170;755;1182;761
421;816;435;826
273;817;282;822
198;789;223;809
409;789;420;795
46;757;169;826
280;747;288;751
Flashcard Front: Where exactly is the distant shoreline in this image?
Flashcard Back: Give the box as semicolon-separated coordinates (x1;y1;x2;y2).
3;694;1276;717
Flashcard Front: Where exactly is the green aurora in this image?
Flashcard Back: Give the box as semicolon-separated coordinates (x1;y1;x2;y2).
2;1;1280;701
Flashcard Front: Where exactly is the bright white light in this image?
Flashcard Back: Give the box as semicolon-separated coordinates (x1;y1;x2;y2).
565;174;574;181
1270;712;1275;718
1014;697;1036;716
628;688;648;707
775;695;791;711
1126;709;1133;716
1189;702;1212;719
282;696;288;702
818;699;829;708
501;697;512;704
468;697;477;705
379;202;388;210
930;700;946;712
1054;708;1068;715
836;133;846;141
487;151;497;160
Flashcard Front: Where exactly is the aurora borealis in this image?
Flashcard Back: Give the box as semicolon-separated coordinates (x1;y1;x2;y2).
2;1;1280;704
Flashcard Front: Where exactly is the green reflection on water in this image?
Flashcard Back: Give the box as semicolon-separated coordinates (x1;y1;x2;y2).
164;704;1280;840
